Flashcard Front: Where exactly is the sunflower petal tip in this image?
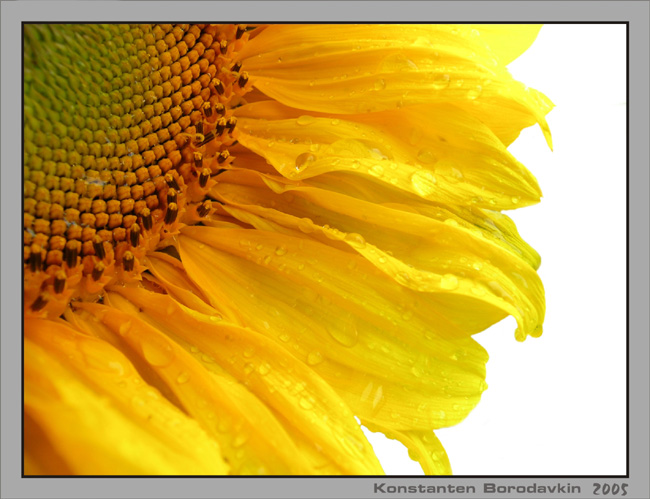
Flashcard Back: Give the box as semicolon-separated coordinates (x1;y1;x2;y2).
543;128;554;151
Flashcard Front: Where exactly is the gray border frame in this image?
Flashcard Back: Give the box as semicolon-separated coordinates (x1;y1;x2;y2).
2;2;648;498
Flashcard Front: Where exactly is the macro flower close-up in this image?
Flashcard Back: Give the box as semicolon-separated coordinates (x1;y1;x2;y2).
23;23;553;475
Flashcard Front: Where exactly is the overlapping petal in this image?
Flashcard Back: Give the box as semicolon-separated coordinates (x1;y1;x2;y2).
22;23;551;476
24;318;228;475
234;100;542;210
238;24;553;148
105;287;385;475
73;299;318;475
174;225;489;435
209;169;544;340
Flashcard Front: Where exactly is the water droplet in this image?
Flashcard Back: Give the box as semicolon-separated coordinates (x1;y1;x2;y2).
118;321;132;336
243;362;254;375
472;262;483;271
131;396;145;408
344;232;366;249
258;363;271;376
374;78;386;90
307;351;324;366
410;365;423;377
416;149;437;164
296;115;317;126
444;218;459;227
402;310;414;321
434;160;464;184
369;147;388;160
368;164;384;177
360;382;374;402
78;340;126;375
380;53;419;72
467;85;482;100
395;272;411;286
471;286;486;296
432;73;450;90
295;152;316;172
488;280;511;299
327;321;359;348
296;218;314;234
410;170;437;196
176;371;190;384
142;338;175;367
299;397;314;410
232;433;248;448
511;196;520;204
372;385;384;410
278;333;290;343
440;274;459;290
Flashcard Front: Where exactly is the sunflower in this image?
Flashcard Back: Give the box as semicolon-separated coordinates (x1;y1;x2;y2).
23;23;552;475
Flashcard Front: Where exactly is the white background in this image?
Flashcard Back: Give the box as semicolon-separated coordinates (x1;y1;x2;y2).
364;24;628;475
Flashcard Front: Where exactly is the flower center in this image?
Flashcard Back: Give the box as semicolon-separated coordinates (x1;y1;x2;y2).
24;24;253;315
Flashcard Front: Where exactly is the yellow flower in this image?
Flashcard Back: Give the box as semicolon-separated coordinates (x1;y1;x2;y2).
23;24;552;475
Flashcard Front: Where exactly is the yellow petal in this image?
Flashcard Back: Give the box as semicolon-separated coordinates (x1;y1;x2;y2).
107;286;385;475
210;170;544;339
469;24;543;65
234;100;542;210
365;422;453;475
455;88;554;148
143;252;220;316
76;299;312;475
24;413;74;475
239;24;552;147
24;318;228;475
310;171;543;270
178;226;489;433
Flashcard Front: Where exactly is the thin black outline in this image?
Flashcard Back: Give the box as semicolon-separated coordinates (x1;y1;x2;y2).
20;21;630;481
